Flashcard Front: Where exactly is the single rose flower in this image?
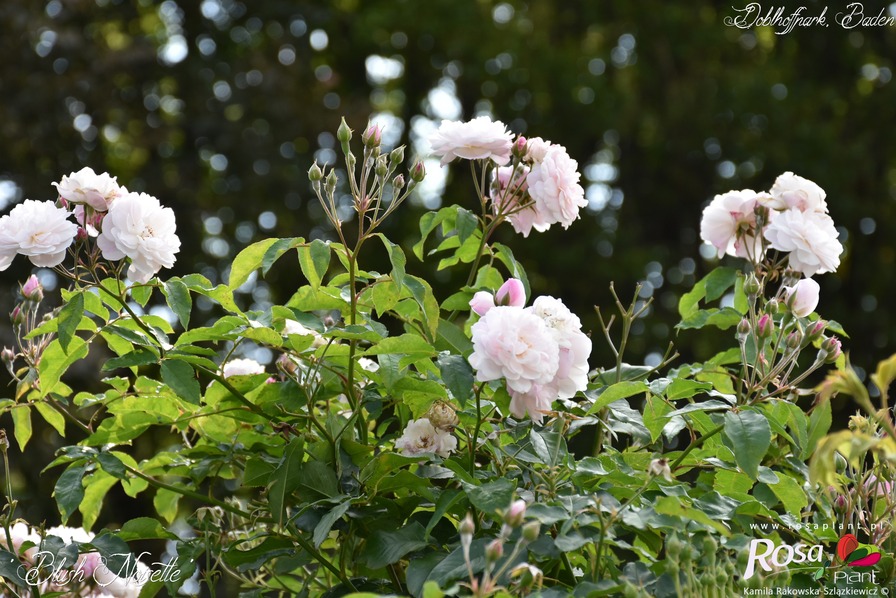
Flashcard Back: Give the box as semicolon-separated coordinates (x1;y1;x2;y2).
0;199;77;270
53;167;124;212
769;171;828;213
782;278;820;317
394;418;457;458
763;208;842;276
429;116;514;166
525;145;587;231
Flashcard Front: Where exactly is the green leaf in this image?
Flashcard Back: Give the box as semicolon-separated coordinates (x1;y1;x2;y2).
153;487;181;524
713;469;754;495
223;537;295;572
679;267;738;318
587;381;648;414
229;238;280;289
34;401;65;436
79;470;118;530
665;378;713;401
39;337;89;396
88;532;133;574
0;548;27;587
435;319;473;356
118;517;178;541
375;233;406;290
723;410;772;480
455;208;479;245
805;400;832;460
437;354;474;408
96;452;128;479
162;280;192;329
268;438;305;526
57;291;84;353
102;348;160;371
55;462;87;523
130;283;153;306
413;207;456;261
769;474;808;517
463;478;515;517
363;521;429;569
297;239;331;289
161;359;201;405
643;396;671;442
654;496;731;536
364;334;436;358
492;243;530;300
262;237;302;275
677;307;744;330
11;406;31;451
313;499;351;548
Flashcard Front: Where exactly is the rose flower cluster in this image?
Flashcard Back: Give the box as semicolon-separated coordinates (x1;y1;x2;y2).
0;167;180;283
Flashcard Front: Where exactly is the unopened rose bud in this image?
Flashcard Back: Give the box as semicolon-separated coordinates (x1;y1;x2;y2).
308;162;324;182
362;123;383;148
277;354;298;376
834;452;848;474
495;278;526;308
346;152;357;172
10;306;24;327
521;521;539;543
469;291;496;316
0;430;8;453
325;170;338;196
76;227;89;242
375;155;388;178
821;336;842;363
389;145;405;165
806;320;826;342
504;499;526;528
21;275;43;302
785;330;803;351
459;513;475;537
512;136;527;159
743;273;760;297
783;278;820;318
1;348;14;365
410;161;426;183
756;314;774;339
392;174;405;191
754;204;771;227
833;494;847;513
765;298;780;314
736;319;751;338
337;117;352;146
485;538;503;564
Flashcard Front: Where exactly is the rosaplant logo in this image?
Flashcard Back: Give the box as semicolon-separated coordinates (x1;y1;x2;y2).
743;532;883;583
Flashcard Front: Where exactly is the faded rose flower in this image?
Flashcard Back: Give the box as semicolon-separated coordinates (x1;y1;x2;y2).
0;200;77;270
525;145;587;231
699;189;771;259
469;306;559;394
96;192;180;283
769;171;828;213
763;208;842;276
53;167;124;211
429;116;513;166
783;278;820;318
222;358;265;378
394;418;457;458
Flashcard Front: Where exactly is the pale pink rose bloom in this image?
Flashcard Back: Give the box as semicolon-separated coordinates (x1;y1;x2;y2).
699;189;771;259
495;278;526;307
764;208;842;276
96;192;180;283
782;278;820;318
93;558;150;597
1;522;40;562
865;474;894;496
528;296;591;399
769;171;828;213
282;319;326;348
222;358;265;378
470;291;496;316
489;165;550;237
394;419;457;458
429;116;514;166
73;204;106;237
509;384;555;423
53;167;124;212
524;137;553;162
525;145;587;231
469;306;559;394
0;200;77;270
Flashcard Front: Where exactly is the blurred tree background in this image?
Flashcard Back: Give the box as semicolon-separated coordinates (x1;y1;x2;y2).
1;0;895;547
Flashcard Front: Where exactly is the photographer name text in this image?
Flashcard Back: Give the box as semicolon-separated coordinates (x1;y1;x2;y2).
725;3;895;34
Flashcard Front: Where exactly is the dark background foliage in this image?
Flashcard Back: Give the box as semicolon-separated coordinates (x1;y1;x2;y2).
0;0;894;531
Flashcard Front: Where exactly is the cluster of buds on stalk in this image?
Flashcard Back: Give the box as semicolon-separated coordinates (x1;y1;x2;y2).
309;118;425;236
459;498;543;596
4;275;54;383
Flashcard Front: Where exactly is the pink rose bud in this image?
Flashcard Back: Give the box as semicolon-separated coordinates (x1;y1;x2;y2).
21;275;43;302
822;337;842;363
756;314;774;339
783;278;820;318
834;494;847;512
1;348;14;364
785;330;803;351
469;291;496;316
485;538;503;564
504;499;527;528
10;306;24;326
362;123;383;148
392;174;405;190
76;227;89;241
806;320;826;342
495;278;526;307
512;136;527;159
410;161;426;183
736;319;751;337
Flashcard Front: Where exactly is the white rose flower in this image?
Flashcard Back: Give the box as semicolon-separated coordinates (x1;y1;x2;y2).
0;200;77;270
222;358;265;378
509;385;556;424
763;208;842;276
93;558;150;598
53;167;125;212
96;192;180;283
394;418;457;458
524;136;553;162
782;278;820;318
429;116;514;166
525;145;587;231
699;189;770;259
769;171;828;213
468;306;559;394
282;319;326;348
528;296;591;399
